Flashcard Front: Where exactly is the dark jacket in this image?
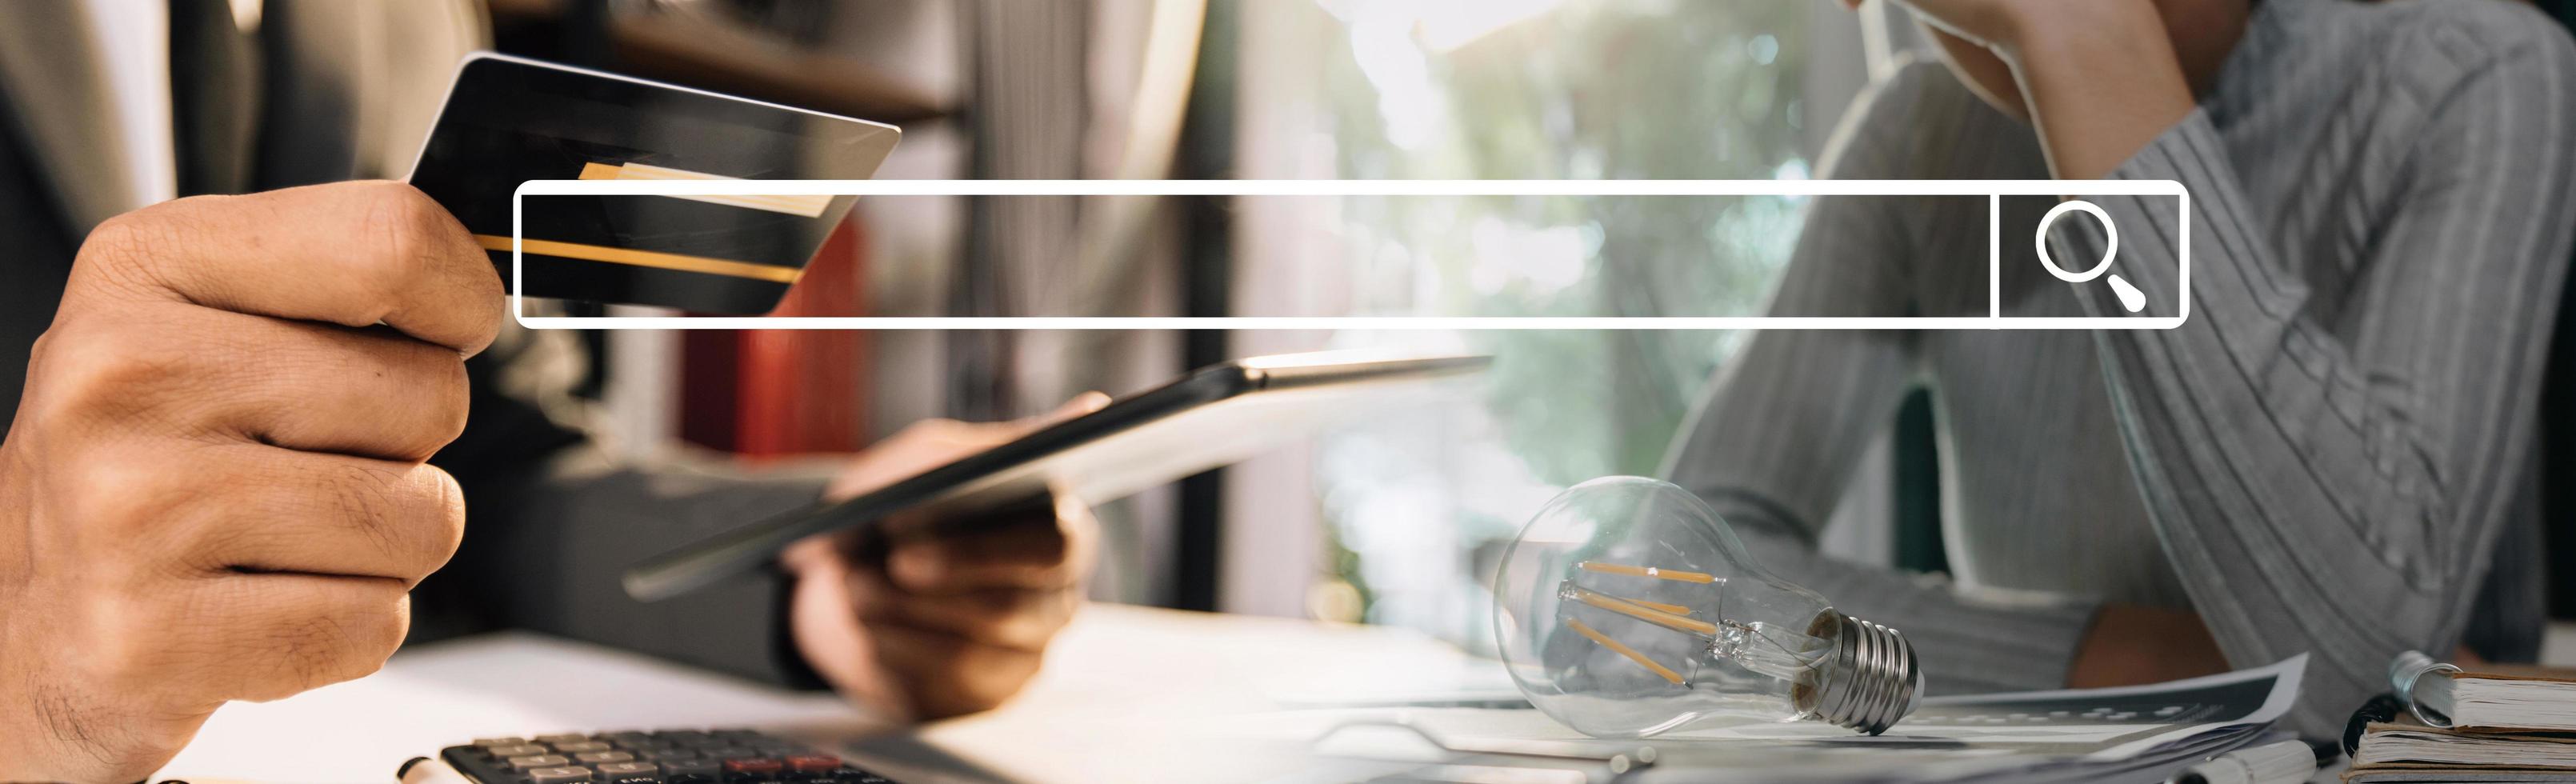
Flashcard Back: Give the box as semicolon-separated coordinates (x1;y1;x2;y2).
0;0;827;689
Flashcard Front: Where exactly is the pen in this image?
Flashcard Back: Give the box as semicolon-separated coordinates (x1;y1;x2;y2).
2166;739;2328;784
397;756;476;784
2342;694;2402;756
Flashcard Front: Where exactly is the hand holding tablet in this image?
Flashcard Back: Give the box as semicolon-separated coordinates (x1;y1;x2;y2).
625;352;1493;602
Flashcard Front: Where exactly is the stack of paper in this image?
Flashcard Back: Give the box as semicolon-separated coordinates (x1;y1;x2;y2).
1261;655;2310;783
2346;666;2576;783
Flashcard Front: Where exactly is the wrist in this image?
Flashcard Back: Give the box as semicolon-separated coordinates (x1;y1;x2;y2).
0;454;53;777
0;446;200;782
0;443;27;592
0;707;116;783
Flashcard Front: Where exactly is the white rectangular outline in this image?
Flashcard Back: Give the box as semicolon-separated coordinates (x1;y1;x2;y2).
506;179;2190;330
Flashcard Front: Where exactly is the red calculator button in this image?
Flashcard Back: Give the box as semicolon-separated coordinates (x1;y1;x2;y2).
787;754;842;772
724;758;785;774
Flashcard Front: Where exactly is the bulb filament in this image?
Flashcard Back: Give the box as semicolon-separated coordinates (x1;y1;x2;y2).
1576;560;1715;584
1562;585;1717;635
1558;561;1830;687
1562;617;1686;685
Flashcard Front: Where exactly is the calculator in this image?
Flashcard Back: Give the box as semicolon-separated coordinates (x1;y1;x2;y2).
433;728;896;783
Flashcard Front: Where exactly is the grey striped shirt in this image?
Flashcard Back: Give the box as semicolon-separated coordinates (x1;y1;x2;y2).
1665;0;2576;734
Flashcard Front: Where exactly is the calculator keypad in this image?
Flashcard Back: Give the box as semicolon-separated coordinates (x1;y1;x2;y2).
442;728;894;783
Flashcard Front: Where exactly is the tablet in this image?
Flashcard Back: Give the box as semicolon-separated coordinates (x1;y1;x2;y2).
622;351;1492;601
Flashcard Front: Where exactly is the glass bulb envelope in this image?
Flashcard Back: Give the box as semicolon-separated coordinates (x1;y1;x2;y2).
1493;477;1922;738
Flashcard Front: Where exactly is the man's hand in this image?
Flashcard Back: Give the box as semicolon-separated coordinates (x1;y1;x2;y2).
782;394;1110;721
0;182;500;780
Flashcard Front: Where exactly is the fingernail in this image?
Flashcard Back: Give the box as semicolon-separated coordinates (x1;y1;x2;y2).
1061;391;1110;417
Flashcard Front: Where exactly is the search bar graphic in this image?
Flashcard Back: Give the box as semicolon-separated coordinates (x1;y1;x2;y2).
509;179;2189;330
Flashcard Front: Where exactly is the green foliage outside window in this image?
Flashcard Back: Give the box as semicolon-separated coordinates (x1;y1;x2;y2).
1299;0;1815;644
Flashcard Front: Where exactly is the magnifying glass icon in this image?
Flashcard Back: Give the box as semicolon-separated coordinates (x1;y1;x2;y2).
2036;200;2147;313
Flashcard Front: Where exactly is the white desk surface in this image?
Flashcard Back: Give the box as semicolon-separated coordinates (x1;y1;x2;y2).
162;608;2570;782
156;603;1494;783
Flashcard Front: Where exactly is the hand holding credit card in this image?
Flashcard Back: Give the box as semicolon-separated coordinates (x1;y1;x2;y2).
406;53;900;314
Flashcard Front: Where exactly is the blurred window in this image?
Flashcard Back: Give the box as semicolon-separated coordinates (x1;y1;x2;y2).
1242;0;1829;648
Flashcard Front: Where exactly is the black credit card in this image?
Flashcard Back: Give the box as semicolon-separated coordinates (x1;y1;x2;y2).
407;53;900;314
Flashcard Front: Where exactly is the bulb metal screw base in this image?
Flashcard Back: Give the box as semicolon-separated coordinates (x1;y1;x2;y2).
1799;611;1922;735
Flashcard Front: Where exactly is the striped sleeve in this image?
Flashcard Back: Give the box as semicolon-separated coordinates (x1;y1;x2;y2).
2054;28;2576;734
1666;61;2100;696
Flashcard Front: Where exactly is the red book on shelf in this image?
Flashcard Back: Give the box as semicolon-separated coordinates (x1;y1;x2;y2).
681;216;871;458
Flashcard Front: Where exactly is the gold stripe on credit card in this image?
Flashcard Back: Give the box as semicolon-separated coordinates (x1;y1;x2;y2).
474;235;802;283
578;162;834;218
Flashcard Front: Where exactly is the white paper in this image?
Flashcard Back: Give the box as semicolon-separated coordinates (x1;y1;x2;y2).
1262;654;2308;783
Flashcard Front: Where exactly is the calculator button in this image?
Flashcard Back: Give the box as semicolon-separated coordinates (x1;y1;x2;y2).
666;774;718;784
526;765;595;783
509;754;574;770
538;732;595;744
484;744;549;757
474;736;533;746
663;758;722;778
594;761;658;776
605;778;661;784
554;740;613;754
785;755;841;773
575;750;634;763
724;758;785;774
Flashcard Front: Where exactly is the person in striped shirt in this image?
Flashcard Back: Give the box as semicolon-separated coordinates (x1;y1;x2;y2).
1666;0;2576;734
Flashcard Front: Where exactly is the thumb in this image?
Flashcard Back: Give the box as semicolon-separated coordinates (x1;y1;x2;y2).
1014;391;1110;434
778;534;846;577
927;392;1114;452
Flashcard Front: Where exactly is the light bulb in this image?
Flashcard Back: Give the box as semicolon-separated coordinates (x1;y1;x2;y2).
1492;476;1922;738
